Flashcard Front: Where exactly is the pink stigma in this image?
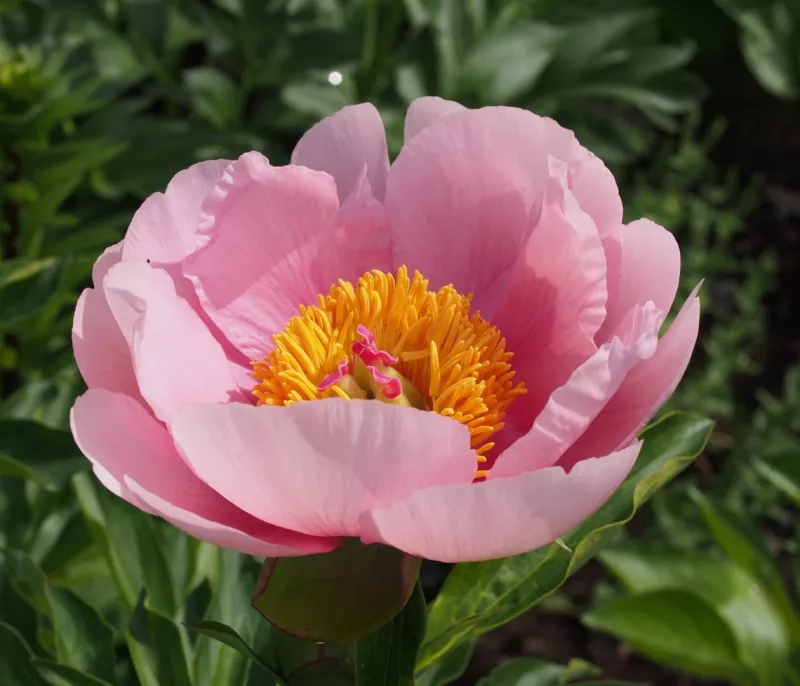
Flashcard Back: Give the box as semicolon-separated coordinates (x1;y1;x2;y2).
353;325;398;366
318;359;351;390
367;366;402;399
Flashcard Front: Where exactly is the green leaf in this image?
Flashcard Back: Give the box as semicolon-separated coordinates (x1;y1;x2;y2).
185;67;241;130
476;657;564;685
192;550;277;686
715;0;799;99
600;547;789;684
356;582;427;686
417;412;713;672
691;489;800;645
462;22;563;103
415;640;473;686
0;420;85;489
1;549;116;681
754;452;800;505
0;621;46;686
253;539;421;643
0;258;70;328
73;474;177;616
583;590;742;680
185;620;284;684
123;0;169;52
33;660;115;686
128;592;192;686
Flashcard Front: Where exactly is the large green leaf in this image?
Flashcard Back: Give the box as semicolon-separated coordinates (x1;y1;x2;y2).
415;640;473;686
691;489;800;645
0;419;85;489
355;582;427;686
583;590;742;681
600;547;789;684
416;412;713;672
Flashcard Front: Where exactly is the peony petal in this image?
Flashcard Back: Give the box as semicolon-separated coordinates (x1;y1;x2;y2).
360;442;640;562
170;399;477;538
183;153;349;360
386;107;560;315
73;243;141;398
565;143;624;311
71;389;334;556
122;159;231;265
404;96;466;141
291;103;389;202
559;285;701;470
595;219;680;344
492;160;609;444
492;302;663;479
103;260;239;421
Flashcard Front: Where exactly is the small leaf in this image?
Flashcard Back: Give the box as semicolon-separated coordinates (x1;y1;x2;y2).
185;620;284;684
476;657;565;685
185;67;241;130
583;590;742;680
0;420;85;489
0;258;69;328
356;582;427;686
33;659;115;686
0;621;46;686
128;592;192;686
253;539;421;643
415;640;474;686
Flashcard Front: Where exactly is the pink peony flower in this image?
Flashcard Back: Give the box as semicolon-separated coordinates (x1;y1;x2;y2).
71;97;700;563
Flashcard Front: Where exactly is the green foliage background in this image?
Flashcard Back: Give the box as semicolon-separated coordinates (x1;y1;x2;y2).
1;0;798;684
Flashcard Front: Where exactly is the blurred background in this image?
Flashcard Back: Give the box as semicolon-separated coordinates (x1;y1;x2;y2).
0;0;798;684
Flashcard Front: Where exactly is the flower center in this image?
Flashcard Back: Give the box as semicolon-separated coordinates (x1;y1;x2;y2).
251;267;525;471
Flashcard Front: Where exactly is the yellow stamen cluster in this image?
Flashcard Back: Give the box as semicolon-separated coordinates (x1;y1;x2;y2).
252;267;525;464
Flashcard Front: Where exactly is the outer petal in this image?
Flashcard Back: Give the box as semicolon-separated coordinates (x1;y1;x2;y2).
71;389;335;556
104;260;240;421
360;442;640;563
404;96;465;141
73;243;140;398
122;159;231;264
559;285;701;470
170;399;477;538
491;302;663;479
183;153;353;360
492;160;608;442
291;103;389;202
594;219;680;344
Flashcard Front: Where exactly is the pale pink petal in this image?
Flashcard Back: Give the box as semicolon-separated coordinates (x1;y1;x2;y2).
404;96;466;141
103;260;239;421
315;168;393;288
291;103;389;202
565;143;624;310
170;399;477;538
491;302;663;479
595;219;681;344
490;163;608;446
386;107;554;315
73;244;141;398
71;389;334;556
559;285;701;470
122;159;231;264
183;153;350;360
360;442;640;562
